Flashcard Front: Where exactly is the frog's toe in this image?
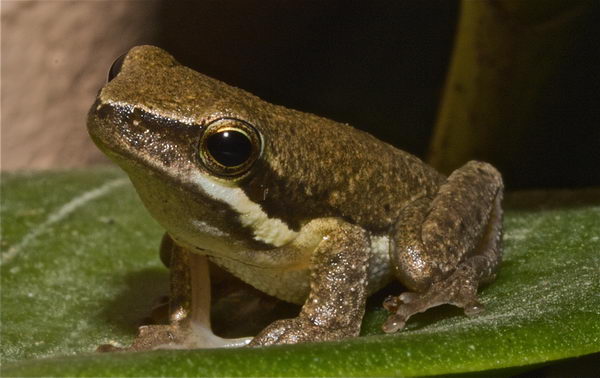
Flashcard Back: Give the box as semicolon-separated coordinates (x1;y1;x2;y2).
382;313;407;333
382;266;484;333
96;343;126;353
96;325;186;352
463;300;485;316
382;291;420;312
129;324;187;351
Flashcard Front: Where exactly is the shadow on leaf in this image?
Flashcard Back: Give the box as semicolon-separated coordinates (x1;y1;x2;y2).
98;268;169;334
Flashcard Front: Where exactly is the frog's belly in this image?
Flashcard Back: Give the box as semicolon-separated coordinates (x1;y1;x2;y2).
209;256;311;304
209;235;394;305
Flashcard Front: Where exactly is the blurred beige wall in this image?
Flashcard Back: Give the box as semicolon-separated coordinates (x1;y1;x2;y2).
1;0;159;171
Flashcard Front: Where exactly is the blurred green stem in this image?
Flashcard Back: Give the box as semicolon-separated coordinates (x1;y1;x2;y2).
428;0;595;174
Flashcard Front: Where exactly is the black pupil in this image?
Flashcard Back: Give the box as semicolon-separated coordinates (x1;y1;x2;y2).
206;130;252;167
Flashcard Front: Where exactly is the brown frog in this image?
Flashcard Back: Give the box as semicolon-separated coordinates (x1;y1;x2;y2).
87;45;503;349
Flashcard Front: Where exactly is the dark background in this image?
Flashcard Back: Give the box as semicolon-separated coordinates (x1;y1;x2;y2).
154;1;599;189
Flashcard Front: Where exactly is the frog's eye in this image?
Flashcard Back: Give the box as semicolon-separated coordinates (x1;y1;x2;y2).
199;118;262;177
107;53;126;82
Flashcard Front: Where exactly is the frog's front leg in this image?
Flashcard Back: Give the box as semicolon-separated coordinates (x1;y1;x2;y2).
383;161;503;333
249;221;370;346
125;234;251;351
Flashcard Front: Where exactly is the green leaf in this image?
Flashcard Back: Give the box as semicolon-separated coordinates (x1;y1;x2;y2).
1;169;599;377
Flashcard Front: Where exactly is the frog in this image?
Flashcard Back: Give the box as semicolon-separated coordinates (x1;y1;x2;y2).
87;45;504;350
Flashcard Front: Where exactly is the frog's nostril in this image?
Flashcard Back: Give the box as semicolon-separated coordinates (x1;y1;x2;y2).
107;53;127;82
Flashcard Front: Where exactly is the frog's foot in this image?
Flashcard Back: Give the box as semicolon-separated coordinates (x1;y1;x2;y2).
382;265;484;333
96;325;183;352
249;317;353;347
98;323;251;352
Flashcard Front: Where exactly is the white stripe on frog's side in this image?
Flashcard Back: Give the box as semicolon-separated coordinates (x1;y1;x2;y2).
190;172;298;247
367;234;393;294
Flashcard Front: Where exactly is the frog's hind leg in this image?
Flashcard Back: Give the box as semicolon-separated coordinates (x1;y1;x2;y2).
383;161;503;333
126;234;251;351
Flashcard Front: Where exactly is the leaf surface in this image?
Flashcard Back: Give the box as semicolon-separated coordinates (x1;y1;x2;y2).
1;169;599;376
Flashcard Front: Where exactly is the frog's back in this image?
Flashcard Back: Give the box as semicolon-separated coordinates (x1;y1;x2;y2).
238;103;445;233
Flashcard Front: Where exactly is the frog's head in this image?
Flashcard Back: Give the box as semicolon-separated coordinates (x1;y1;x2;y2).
88;45;309;260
